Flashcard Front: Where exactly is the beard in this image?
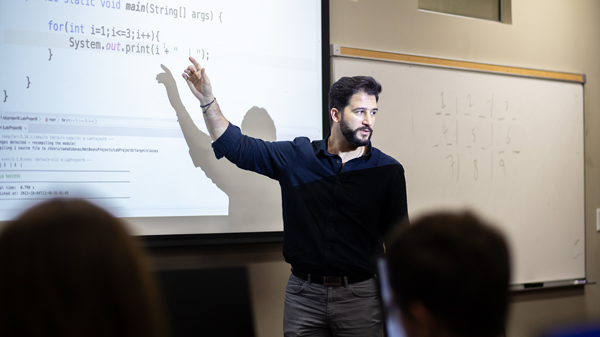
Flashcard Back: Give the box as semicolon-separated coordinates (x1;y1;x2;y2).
340;115;373;147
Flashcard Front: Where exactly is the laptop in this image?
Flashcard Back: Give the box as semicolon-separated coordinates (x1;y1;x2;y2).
376;256;408;337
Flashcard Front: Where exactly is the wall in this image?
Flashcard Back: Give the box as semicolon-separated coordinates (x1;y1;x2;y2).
329;1;600;336
148;1;600;336
331;1;600;335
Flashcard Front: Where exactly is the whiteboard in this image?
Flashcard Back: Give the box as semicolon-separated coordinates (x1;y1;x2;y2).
333;56;585;285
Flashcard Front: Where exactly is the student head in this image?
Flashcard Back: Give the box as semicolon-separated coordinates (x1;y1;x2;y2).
328;76;382;146
0;198;167;337
386;211;511;337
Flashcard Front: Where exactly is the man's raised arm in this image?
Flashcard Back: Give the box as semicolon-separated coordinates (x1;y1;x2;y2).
182;56;229;141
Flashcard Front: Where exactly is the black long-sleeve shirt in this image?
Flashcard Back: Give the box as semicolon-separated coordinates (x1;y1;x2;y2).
212;123;408;277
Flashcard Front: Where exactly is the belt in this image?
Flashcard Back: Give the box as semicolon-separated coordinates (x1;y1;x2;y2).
292;269;374;287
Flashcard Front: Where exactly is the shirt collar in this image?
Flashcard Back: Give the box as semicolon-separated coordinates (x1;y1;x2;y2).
316;133;373;158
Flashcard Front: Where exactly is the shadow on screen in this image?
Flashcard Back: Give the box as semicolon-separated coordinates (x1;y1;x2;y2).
156;65;281;232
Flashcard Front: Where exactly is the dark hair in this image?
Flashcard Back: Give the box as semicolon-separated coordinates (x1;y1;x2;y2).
0;199;167;337
328;76;382;114
386;211;510;337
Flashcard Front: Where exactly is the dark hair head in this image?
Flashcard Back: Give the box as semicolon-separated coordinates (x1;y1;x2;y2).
328;76;382;114
386;211;510;337
0;199;167;337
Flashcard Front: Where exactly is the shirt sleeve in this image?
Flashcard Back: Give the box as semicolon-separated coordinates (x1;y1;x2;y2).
211;123;293;180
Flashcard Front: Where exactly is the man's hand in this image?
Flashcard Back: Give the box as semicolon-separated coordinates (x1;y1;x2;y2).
182;56;213;104
181;57;228;140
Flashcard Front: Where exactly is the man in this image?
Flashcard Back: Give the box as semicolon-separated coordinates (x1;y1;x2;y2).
385;212;511;337
182;56;408;336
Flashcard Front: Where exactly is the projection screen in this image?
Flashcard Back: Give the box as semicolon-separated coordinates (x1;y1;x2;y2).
0;0;328;244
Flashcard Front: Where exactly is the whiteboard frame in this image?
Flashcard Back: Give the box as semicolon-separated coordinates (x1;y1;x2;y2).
331;44;587;289
331;44;585;84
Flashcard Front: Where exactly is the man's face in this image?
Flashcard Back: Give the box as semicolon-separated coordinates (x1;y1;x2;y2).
339;91;378;147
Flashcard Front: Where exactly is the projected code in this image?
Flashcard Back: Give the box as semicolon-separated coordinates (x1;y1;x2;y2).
1;135;159;154
0;171;130;200
0;166;132;201
43;0;223;22
48;21;162;42
1;0;317;222
0;112;159;202
13;0;224;59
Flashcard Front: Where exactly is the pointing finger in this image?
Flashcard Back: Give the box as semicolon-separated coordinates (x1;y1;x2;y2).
189;56;201;71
